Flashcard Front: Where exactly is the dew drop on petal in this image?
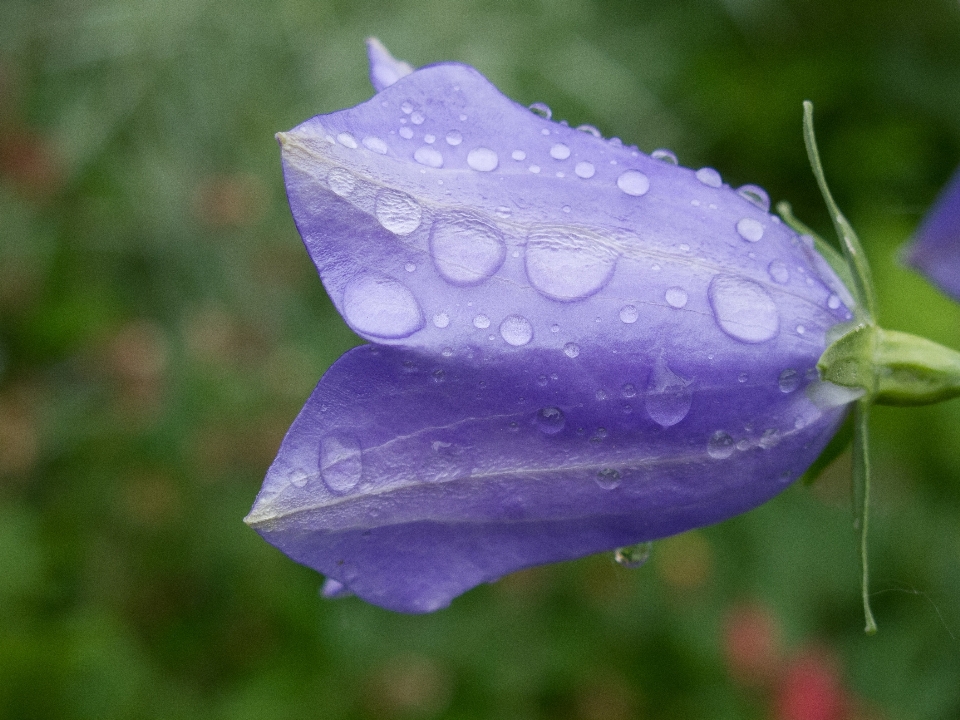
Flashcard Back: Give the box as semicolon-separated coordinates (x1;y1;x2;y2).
319;435;363;493
707;430;735;459
433;312;450;328
404;262;416;272
399;127;414;139
595;468;622;490
414;146;444;168
362;136;389;154
424;134;436;144
778;368;800;393
827;294;841;310
467;147;499;172
375;189;422;235
400;101;413;114
619;305;639;324
536;406;565;434
473;314;491;329
550;143;571;160
499;314;533;346
574;162;596;179
529;165;541;174
445;130;462;146
651;148;678;165
617;170;650;196
736;218;764;242
576;124;602;138
529;102;552;119
326;168;356;197
336;132;358;149
430;214;506;285
525;227;618;301
664;287;688;309
410;111;425;125
342;276;423;339
708;275;779;343
737;184;771;211
696;167;722;187
563;342;580;358
622;383;637;398
768;260;790;284
614;541;652;568
645;360;693;428
511;150;526;161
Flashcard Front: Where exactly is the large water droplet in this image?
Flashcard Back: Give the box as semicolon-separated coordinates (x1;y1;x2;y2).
707;431;735;459
736;218;764;242
768;260;790;284
414;146;443;168
575;162;595;179
342;275;423;339
696;167;722;187
595;468;622;490
336;132;358;149
467;147;499;172
619;305;639;324
708;275;779;343
376;189;422;235
536;406;565;434
430;214;506;286
664;287;688;309
614;541;652;569
362;136;389;154
645;360;693;428
617;170;650;196
525;227;618;301
651;148;678;164
528;102;552;119
737;184;771;211
319;435;362;493
499;315;533;346
550;143;571;160
778;368;800;393
327;168;356;197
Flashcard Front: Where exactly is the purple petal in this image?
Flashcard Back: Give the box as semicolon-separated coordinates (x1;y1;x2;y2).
904;167;960;301
366;38;414;92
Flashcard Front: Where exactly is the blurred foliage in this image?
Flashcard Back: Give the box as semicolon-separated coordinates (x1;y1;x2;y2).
2;0;960;718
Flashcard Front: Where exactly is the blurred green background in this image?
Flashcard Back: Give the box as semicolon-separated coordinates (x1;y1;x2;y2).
2;0;960;718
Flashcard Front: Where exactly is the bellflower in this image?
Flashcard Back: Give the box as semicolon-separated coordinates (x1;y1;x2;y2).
904;167;960;301
245;42;869;614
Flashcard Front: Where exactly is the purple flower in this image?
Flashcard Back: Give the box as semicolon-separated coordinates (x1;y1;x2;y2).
904;166;960;301
246;41;855;613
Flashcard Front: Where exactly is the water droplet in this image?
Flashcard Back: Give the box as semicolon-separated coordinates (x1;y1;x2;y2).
651;148;678;164
645;360;693;428
575;162;595;179
528;102;552;119
424;134;436;144
759;428;780;449
529;165;541;174
336;132;358;149
664;287;688;308
619;305;639;324
410;111;425;125
537;375;548;387
550;143;571;160
736;218;764;242
796;325;806;335
525;227;618;301
499;315;533;346
414;146;443;168
536;406;565;434
319;435;362;493
362;136;388;154
432;368;445;383
622;383;637;398
707;430;735;459
778;369;800;393
441;347;453;357
563;342;580;358
320;577;352;599
399;127;414;139
326;168;356;197
737;184;771;211
738;372;748;383
768;260;790;284
342;275;423;339
595;468;622;490
827;294;841;310
614;541;652;569
433;312;450;328
430;213;506;286
576;124;602;138
445;130;462;146
400;101;413;114
617;170;650;196
696;167;722;187
708;275;779;343
375;189;422;235
472;314;491;329
404;262;416;272
467;147;498;172
511;150;526;161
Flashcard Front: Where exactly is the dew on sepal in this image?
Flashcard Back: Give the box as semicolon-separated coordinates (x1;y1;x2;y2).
614;541;653;569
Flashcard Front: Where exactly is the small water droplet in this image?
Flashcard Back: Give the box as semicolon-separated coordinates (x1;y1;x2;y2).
541;128;551;136
537;375;548;386
614;541;652;569
550;324;560;333
550;143;571;160
424;134;436;144
664;287;688;309
796;325;806;335
736;218;764;242
738;372;748;383
404;262;416;272
326;168;356;197
768;261;790;284
473;314;491;329
467;147;498;172
528;165;541;174
778;369;800;393
708;275;779;343
336;132;358;149
536;406;565;434
651;148;678;164
645;360;693;427
375;189;422;235
575;161;595;179
410;111;425;125
319;435;362;493
619;305;639;324
414;146;444;168
400;101;413;114
528;102;552;119
362;136;389;154
563;342;580;358
399;127;414;139
737;184;771;211
827;294;841;310
573;124;600;138
707;431;735;459
759;428;780;449
499;315;533;346
622;383;637;398
445;130;462;146
595;468;622;490
617;170;650;196
433;312;450;328
508;421;519;432
432;368;446;383
696;167;722;187
595;389;608;401
441;347;453;357
430;213;506;286
511;150;526;161
525;227;618;301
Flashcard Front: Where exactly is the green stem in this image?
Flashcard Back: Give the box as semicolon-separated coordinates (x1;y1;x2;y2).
854;401;877;635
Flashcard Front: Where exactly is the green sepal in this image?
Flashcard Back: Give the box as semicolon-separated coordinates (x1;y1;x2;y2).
776;200;857;297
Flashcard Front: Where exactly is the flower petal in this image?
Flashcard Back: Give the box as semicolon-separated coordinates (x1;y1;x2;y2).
904;167;960;301
366;37;414;92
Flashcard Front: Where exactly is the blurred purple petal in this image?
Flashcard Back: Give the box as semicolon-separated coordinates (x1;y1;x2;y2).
366;38;414;92
904;167;960;300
